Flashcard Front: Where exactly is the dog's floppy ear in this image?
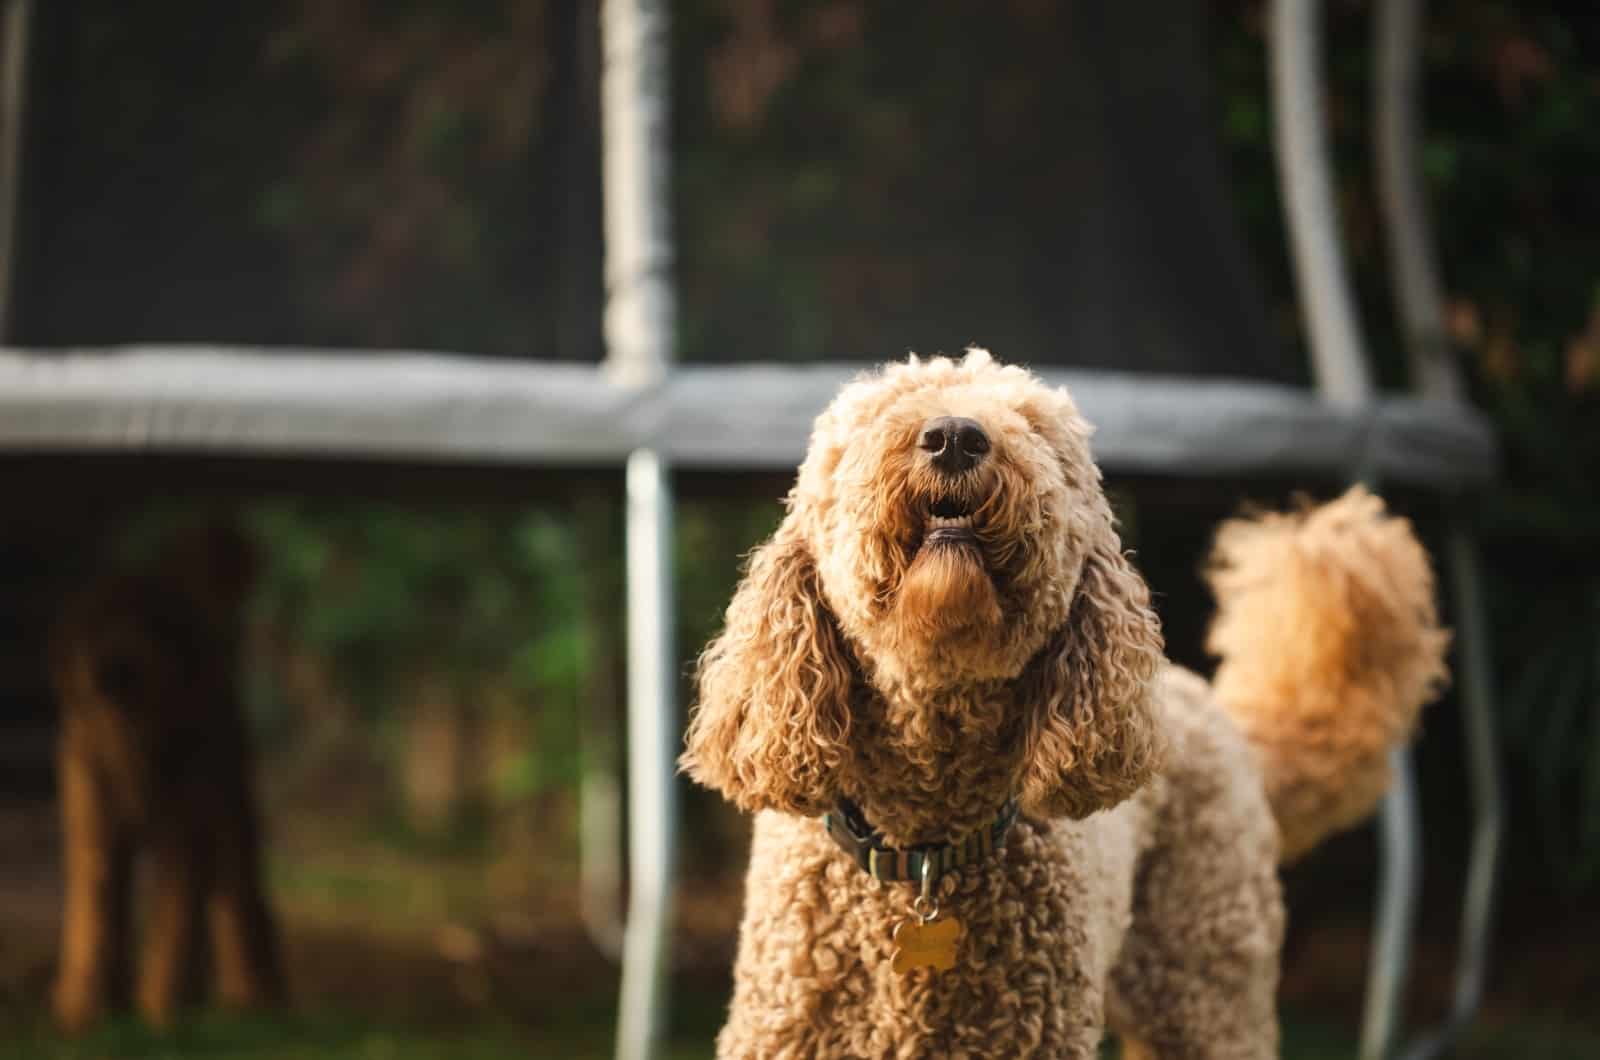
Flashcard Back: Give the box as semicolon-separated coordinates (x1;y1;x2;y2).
1018;522;1166;819
681;522;854;816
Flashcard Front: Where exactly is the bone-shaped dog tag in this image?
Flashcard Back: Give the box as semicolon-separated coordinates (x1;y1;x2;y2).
891;915;963;974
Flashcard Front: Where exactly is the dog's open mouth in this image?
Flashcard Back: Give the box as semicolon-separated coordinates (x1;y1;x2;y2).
923;494;978;547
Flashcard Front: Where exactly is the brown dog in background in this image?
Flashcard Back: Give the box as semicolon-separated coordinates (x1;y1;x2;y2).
49;522;283;1033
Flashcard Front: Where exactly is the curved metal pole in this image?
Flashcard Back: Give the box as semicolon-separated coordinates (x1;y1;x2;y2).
1373;0;1463;405
1399;528;1504;1060
1362;746;1422;1060
1270;0;1375;406
601;0;678;1056
0;0;33;340
1373;3;1505;1056
1269;4;1421;1055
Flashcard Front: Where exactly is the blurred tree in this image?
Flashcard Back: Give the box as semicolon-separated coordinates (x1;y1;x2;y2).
258;0;561;353
243;505;589;840
15;0;581;357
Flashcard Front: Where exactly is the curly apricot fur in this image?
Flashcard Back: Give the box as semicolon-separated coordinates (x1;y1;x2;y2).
684;350;1448;1058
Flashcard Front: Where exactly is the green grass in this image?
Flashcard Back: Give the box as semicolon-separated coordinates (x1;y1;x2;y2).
0;972;730;1060
2;1010;714;1060
7;1013;527;1060
7;1008;1599;1060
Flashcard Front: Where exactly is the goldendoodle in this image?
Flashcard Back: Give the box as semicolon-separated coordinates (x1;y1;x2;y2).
683;350;1448;1058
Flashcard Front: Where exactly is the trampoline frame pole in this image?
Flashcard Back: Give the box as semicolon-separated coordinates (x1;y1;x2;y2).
0;0;32;340
1269;0;1375;406
1269;2;1422;1055
1373;3;1504;1056
1363;746;1422;1059
1399;529;1503;1060
616;449;677;1060
600;0;677;1057
1373;0;1462;405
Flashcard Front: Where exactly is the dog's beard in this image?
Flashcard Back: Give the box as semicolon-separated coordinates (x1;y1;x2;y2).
893;540;1003;642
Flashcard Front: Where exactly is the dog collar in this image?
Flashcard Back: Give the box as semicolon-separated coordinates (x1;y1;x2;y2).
823;796;1020;885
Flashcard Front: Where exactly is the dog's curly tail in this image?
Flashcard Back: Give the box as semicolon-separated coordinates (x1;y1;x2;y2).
1204;486;1450;863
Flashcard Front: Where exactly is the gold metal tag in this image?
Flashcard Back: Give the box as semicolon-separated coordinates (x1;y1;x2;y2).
891;915;963;974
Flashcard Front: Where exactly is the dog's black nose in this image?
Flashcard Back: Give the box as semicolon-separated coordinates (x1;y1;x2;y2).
918;416;990;473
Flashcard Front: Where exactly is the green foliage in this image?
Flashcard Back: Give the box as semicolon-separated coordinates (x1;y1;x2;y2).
252;0;561;354
1502;590;1600;889
252;503;582;699
1402;4;1600;888
239;493;785;817
244;502;590;800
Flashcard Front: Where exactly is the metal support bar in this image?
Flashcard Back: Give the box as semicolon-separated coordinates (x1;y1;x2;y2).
1269;0;1376;406
1269;3;1423;1052
1374;0;1462;404
1399;528;1505;1060
1362;745;1423;1060
600;0;679;1054
579;747;626;959
0;0;33;339
1371;3;1505;1054
600;0;674;388
616;450;678;1060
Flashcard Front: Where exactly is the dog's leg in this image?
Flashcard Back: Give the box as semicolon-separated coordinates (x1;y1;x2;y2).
1108;741;1285;1059
53;751;131;1033
207;783;284;1009
1110;858;1283;1060
137;830;207;1029
1119;1038;1157;1060
102;839;134;1011
1112;899;1281;1060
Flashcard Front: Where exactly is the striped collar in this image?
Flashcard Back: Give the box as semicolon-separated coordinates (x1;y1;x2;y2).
823;796;1021;885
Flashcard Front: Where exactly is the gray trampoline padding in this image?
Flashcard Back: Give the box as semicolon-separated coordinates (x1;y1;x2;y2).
0;348;1496;485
